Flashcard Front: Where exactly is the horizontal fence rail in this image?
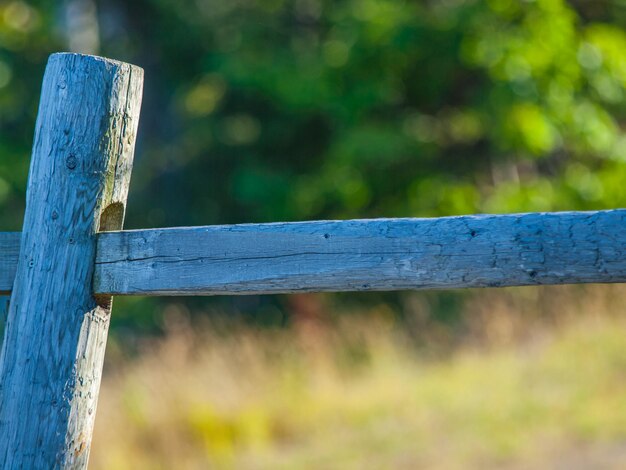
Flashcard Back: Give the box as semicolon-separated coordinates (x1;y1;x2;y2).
0;232;19;294
3;210;625;296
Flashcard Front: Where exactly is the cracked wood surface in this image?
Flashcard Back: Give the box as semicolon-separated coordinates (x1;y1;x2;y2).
91;209;626;295
2;211;625;297
0;53;143;469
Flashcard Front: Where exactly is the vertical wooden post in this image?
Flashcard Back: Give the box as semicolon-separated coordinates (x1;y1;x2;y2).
0;53;143;468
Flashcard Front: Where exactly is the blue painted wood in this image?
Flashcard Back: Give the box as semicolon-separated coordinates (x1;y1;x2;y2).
0;53;143;469
3;210;625;297
0;296;8;344
0;232;19;294
94;209;626;295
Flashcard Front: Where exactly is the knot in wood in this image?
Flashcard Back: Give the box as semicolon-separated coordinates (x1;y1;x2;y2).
66;154;77;170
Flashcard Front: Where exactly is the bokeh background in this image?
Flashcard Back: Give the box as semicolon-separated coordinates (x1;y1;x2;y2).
1;0;626;468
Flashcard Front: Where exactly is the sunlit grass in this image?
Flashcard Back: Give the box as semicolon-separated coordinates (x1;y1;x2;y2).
92;286;626;469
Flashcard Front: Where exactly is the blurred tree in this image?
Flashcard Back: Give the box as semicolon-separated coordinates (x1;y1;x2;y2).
1;0;625;332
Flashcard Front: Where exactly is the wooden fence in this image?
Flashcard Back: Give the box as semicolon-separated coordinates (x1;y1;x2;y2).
0;53;624;469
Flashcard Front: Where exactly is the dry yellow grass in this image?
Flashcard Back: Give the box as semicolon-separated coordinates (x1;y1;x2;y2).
92;285;626;469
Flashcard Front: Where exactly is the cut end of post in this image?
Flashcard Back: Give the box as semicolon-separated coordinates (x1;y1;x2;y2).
48;52;144;74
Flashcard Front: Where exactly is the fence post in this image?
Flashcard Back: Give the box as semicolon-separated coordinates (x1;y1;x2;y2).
0;53;143;468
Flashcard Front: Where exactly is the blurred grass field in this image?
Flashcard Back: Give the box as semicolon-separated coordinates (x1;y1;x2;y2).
92;285;626;469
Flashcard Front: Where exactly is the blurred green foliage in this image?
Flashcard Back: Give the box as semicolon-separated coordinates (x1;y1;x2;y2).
0;0;625;332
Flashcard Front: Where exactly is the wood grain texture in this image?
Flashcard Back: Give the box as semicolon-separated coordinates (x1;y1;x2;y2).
0;296;8;335
0;232;19;295
2;210;625;296
93;209;626;295
0;53;142;469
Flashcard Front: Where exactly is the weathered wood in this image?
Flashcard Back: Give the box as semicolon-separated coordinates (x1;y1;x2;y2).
0;295;8;333
2;210;625;297
92;209;626;295
0;232;20;295
0;53;142;469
